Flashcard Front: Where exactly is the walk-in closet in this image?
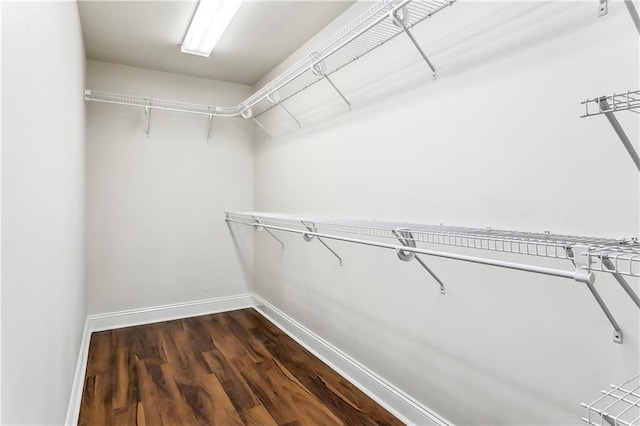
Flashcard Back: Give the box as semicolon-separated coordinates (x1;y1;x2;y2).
1;0;639;424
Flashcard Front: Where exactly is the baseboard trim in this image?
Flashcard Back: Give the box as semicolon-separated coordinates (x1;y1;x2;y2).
253;294;451;426
64;293;254;425
87;293;254;332
65;318;91;426
66;293;449;426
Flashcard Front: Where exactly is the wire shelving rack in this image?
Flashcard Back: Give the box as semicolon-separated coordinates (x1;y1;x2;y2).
84;0;455;136
225;211;640;344
582;374;640;426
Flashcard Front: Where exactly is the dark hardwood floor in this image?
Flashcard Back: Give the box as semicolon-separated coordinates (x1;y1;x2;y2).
79;308;404;425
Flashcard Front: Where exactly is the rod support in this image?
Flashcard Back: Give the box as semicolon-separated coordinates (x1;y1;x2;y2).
323;75;352;111
206;115;213;143
570;246;622;343
393;228;445;294
144;106;151;137
252;117;271;139
392;7;437;79
268;91;302;128
253;218;285;248
601;257;640;309
302;222;343;266
624;0;640;34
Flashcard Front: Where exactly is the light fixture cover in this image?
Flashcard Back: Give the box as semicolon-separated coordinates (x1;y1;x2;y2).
181;0;244;57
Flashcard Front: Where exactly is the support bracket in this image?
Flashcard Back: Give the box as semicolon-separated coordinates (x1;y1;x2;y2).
206;115;214;143
598;0;608;16
601;257;640;309
625;0;640;34
144;106;152;137
391;7;437;80
302;221;343;265
569;246;623;343
310;53;352;111
393;228;445;294
241;108;271;138
267;91;301;128
599;97;640;172
253;217;285;248
599;1;640;34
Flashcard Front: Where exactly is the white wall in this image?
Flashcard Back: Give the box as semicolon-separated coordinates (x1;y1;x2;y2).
85;61;254;315
251;1;640;424
1;2;86;424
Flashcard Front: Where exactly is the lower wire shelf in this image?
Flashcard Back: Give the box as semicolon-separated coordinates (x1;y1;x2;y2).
582;374;640;426
225;211;639;344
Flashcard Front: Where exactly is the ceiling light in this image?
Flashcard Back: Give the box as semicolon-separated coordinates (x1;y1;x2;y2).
181;0;244;57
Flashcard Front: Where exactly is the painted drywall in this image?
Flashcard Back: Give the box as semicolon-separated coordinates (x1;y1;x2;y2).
85;61;254;315
1;2;86;424
250;1;640;424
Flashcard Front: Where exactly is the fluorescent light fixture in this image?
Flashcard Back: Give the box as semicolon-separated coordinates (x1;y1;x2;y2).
181;0;244;57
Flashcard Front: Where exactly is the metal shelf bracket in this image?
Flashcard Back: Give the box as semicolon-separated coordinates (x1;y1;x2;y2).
393;228;445;294
601;257;640;309
391;6;437;80
267;91;301;128
253;217;285;248
241;108;271;138
625;0;640;34
599;97;640;172
311;54;352;112
144;105;151;137
598;0;640;34
569;246;623;344
302;221;343;266
598;0;608;17
206;115;213;143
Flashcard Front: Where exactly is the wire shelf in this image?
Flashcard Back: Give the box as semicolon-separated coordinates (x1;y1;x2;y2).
582;374;640;426
84;90;240;117
85;0;454;121
226;211;640;278
251;0;455;117
581;90;640;118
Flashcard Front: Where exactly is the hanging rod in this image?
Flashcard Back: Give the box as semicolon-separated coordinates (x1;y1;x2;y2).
226;212;640;343
581;89;640;172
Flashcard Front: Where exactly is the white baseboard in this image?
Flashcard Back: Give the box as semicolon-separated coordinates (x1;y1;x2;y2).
66;293;449;426
87;293;254;332
64;318;91;426
253;294;451;426
64;293;254;425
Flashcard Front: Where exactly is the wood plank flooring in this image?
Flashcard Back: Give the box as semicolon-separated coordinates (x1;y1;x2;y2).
79;308;404;425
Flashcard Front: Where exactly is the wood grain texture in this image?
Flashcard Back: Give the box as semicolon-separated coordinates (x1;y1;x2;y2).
79;308;403;426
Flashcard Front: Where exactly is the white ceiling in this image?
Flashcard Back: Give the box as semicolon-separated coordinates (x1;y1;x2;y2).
77;0;355;86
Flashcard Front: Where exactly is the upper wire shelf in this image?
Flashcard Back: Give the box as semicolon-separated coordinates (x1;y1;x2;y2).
250;0;455;118
227;212;640;278
84;0;455;131
582;373;640;426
